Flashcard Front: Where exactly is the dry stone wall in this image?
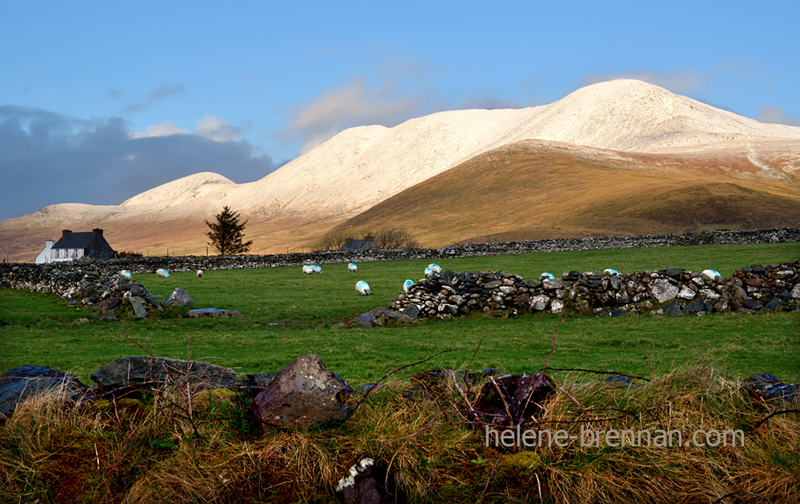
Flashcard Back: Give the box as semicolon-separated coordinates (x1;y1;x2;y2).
385;262;800;320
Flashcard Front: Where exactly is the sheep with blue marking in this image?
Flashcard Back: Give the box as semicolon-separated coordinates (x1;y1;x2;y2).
313;265;323;274
603;269;619;276
701;269;722;283
355;281;370;295
156;268;170;278
424;267;434;279
539;272;555;280
197;270;204;278
348;263;357;273
120;270;132;280
428;263;442;275
302;265;315;275
403;279;414;293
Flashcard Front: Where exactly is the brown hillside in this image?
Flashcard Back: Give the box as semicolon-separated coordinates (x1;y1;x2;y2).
322;140;800;247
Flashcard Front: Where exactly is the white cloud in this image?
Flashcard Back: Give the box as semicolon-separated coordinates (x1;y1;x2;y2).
130;120;189;139
131;115;241;142
195;114;241;142
281;76;426;154
757;105;800;126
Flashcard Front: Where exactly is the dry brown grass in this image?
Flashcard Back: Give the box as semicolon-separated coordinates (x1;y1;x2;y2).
1;364;798;503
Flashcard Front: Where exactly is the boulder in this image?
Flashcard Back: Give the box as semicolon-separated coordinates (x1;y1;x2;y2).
90;356;238;391
649;280;679;304
744;373;798;403
248;354;349;429
663;301;685;317
1;366;87;421
167;287;194;308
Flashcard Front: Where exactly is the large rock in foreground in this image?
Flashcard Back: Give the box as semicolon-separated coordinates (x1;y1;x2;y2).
248;354;349;429
0;366;87;421
90;356;238;391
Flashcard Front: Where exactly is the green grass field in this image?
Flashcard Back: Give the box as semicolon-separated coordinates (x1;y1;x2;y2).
2;242;799;385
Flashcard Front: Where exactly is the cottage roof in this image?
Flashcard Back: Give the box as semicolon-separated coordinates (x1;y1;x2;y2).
53;232;95;250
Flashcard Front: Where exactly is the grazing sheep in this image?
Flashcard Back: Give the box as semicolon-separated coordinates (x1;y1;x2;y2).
302;265;315;275
603;269;619;276
428;263;442;275
348;263;357;273
156;268;170;278
701;269;722;283
424;267;434;279
197;270;204;278
539;272;555;280
403;279;414;293
355;281;371;295
120;270;132;280
313;265;323;274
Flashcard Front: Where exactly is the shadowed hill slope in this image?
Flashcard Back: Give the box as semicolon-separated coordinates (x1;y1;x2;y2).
323;140;800;247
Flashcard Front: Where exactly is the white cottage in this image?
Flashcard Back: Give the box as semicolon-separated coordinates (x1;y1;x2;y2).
39;229;116;263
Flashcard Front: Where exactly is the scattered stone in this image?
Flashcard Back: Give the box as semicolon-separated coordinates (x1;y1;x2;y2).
167;287;194;308
131;297;148;318
604;375;632;386
744;373;798;403
186;308;244;318
248;354;349;429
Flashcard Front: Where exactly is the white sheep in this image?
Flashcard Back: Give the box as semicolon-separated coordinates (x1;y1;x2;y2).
348;263;357;273
603;269;619;276
197;270;204;278
156;268;170;278
302;265;315;275
403;279;414;293
539;272;555;280
701;269;722;283
356;281;371;295
313;265;323;274
428;263;442;275
120;270;132;280
424;267;434;279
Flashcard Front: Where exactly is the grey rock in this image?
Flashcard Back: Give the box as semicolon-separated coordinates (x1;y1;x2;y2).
550;299;565;314
764;298;782;311
792;284;800;299
677;286;696;300
744;373;798;403
661;268;685;278
663;301;685;317
543;278;565;290
90;356;237;391
401;304;419;321
186;308;244;318
248;354;349;429
1;366;87;421
528;294;550;311
649;280;679;304
483;280;502;289
167;287;194;308
742;299;762;310
131;297;148;318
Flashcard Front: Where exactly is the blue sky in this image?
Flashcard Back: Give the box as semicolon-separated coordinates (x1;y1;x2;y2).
1;0;798;221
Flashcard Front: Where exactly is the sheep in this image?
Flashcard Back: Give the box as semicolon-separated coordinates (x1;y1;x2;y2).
424;267;434;279
302;265;315;275
197;270;204;278
701;269;722;283
403;279;414;293
603;269;619;276
539;272;555;280
428;263;442;275
156;268;170;278
313;265;323;274
120;270;132;280
355;281;371;295
348;263;357;273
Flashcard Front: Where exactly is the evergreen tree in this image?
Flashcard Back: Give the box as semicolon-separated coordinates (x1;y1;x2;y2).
205;206;253;255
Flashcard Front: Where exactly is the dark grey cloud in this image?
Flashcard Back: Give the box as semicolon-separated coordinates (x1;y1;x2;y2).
121;83;186;114
0;106;281;221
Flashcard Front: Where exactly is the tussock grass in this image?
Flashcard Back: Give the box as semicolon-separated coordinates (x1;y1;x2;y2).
1;364;798;503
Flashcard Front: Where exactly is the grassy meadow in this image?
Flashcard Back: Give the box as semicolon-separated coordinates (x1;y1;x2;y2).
1;242;799;503
2;242;799;384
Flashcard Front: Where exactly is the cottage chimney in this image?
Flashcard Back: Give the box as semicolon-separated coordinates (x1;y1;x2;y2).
93;228;103;237
61;230;72;238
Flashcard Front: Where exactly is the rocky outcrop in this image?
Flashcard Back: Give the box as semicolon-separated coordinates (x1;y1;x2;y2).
247;354;349;429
